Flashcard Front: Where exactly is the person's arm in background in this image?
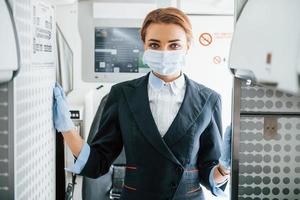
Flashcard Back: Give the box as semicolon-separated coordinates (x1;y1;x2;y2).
210;124;231;184
198;94;231;197
209;124;232;196
53;83;90;173
214;125;231;182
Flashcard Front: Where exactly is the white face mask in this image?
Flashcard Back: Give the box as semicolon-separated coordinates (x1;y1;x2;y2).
142;49;186;76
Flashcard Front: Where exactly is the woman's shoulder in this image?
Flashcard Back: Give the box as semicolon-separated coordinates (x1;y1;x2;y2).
186;76;221;99
109;74;148;98
112;74;147;89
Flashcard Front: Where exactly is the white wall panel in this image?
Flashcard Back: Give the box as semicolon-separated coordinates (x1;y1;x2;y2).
0;0;57;199
184;15;234;132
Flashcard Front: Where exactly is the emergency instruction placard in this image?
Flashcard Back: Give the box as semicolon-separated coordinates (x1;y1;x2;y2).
32;0;55;66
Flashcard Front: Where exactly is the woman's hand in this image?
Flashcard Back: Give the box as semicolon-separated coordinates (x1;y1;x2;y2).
219;124;232;171
53;83;75;133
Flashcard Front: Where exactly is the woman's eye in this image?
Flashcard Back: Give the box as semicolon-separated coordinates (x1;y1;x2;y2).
149;43;159;49
170;43;182;50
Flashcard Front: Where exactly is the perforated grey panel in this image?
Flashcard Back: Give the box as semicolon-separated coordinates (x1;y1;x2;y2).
238;117;300;199
240;82;300;113
0;83;10;200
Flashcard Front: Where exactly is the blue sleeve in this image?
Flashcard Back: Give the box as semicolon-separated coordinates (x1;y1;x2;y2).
65;142;90;174
209;166;228;197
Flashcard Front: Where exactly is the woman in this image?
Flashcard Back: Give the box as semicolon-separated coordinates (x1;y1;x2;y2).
53;7;231;200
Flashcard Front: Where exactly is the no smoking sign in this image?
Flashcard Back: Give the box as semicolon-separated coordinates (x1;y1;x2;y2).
199;33;213;46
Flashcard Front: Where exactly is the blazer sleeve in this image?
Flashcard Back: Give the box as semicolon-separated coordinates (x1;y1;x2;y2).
197;93;227;192
79;86;123;178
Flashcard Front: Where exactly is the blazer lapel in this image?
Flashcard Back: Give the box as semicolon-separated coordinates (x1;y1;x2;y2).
122;73;182;166
162;75;215;147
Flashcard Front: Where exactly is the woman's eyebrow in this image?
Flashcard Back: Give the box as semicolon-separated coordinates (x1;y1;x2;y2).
168;39;181;42
148;39;160;42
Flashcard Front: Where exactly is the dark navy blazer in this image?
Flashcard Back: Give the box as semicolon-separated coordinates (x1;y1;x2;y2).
79;73;226;200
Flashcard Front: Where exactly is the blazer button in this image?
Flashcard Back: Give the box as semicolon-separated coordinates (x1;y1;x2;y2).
176;166;183;173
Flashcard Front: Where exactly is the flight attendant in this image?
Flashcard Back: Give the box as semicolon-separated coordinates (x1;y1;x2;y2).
53;7;231;200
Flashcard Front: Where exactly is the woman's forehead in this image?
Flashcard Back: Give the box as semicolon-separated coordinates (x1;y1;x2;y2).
145;23;187;41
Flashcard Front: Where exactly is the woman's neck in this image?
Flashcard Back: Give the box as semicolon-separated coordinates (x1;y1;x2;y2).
153;71;182;83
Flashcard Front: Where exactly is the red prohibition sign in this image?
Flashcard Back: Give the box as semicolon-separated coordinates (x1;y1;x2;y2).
199;33;213;46
213;56;222;64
